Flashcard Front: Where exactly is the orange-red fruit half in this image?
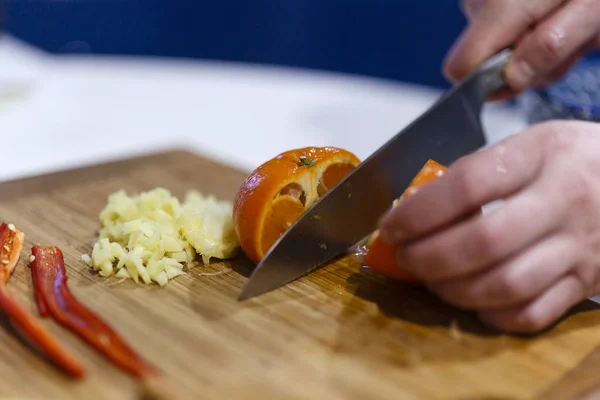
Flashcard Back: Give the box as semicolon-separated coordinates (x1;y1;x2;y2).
233;147;361;264
363;159;448;283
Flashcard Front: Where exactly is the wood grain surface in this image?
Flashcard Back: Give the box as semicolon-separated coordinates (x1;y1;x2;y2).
1;150;600;400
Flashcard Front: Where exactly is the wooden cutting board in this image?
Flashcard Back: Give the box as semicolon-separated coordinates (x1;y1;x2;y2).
1;149;600;400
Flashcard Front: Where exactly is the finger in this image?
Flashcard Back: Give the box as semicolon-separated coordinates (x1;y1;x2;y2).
506;0;600;91
429;234;580;310
478;274;585;333
398;180;566;281
487;51;582;102
379;126;548;245
530;51;584;88
444;0;567;83
485;36;596;101
528;34;600;89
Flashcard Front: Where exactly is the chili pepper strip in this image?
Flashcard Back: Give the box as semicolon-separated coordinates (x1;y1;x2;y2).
31;245;157;379
0;223;85;378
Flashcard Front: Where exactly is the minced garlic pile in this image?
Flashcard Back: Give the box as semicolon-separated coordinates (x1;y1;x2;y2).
81;188;239;286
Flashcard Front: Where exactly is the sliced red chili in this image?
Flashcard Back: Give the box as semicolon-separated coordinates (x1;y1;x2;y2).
0;223;85;378
31;246;157;379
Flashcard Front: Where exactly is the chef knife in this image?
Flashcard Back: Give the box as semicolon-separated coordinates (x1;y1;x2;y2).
239;49;513;301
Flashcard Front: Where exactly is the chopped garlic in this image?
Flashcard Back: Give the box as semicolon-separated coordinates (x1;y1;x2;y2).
81;254;92;266
29;255;35;263
154;271;168;287
449;320;462;341
89;188;239;286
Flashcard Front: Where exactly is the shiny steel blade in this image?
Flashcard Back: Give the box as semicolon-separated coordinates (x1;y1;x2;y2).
239;49;512;301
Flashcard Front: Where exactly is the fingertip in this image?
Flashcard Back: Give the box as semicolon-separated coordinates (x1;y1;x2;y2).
505;58;535;91
442;35;470;83
442;57;460;84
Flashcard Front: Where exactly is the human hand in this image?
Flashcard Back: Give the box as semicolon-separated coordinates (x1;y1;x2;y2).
378;120;600;333
445;0;600;97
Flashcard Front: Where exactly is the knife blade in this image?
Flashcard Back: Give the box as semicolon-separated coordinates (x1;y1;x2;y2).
239;49;513;301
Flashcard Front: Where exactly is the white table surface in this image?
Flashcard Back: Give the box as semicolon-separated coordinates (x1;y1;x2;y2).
0;35;528;181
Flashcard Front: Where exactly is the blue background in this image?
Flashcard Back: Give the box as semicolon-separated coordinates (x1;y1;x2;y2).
6;0;468;88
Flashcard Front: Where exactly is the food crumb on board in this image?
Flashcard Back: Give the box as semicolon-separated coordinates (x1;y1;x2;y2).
29;255;35;262
449;319;462;341
138;377;175;400
80;254;92;267
197;265;232;277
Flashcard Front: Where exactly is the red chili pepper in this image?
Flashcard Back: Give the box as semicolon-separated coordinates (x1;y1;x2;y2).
0;223;85;379
31;245;158;379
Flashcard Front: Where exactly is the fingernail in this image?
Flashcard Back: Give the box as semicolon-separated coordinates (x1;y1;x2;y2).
442;33;468;82
507;60;535;90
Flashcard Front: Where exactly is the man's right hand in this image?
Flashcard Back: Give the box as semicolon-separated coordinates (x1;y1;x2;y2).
444;0;600;96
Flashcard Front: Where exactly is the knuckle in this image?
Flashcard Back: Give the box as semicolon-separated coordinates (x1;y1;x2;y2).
541;124;579;153
538;123;583;165
535;26;567;61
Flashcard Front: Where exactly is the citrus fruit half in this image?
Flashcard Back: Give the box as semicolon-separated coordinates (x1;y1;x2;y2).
0;222;24;283
364;159;447;283
233;146;361;263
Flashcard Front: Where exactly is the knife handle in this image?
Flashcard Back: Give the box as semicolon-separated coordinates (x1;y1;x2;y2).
469;48;513;100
